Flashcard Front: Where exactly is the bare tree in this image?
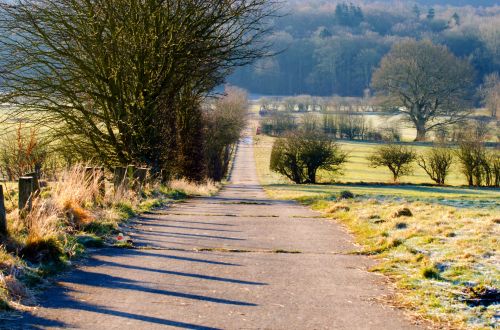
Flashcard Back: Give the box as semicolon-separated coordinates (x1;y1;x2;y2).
270;130;347;184
456;140;499;187
371;39;475;141
417;146;454;185
479;72;500;119
0;0;277;177
368;144;416;182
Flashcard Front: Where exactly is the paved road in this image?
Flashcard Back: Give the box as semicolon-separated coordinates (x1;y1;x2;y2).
4;136;422;329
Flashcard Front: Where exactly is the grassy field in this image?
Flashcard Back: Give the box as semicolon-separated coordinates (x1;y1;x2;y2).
253;134;500;329
255;134;498;187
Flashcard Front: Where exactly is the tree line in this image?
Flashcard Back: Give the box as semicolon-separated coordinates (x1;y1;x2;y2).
229;1;500;99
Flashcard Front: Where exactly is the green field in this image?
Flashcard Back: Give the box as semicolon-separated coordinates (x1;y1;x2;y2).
254;135;500;206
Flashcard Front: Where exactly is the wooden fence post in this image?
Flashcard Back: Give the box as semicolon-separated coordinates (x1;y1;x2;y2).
133;168;148;191
24;172;40;195
19;176;34;217
97;167;105;197
126;165;135;181
84;167;95;183
160;169;169;184
113;167;127;191
0;185;7;235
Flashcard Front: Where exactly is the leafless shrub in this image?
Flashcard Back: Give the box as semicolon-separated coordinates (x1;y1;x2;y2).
456;140;499;187
417;146;454;185
368;144;416;182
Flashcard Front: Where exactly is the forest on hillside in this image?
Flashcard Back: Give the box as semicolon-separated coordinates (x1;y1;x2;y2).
228;0;500;97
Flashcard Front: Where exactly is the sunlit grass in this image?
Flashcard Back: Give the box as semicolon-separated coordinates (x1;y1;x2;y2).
254;135;500;206
312;198;499;329
253;133;500;329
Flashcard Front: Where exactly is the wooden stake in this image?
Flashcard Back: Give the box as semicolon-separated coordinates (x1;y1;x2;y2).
19;177;34;217
0;185;7;235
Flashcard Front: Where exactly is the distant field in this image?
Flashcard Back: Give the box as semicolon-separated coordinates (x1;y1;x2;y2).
253;134;500;206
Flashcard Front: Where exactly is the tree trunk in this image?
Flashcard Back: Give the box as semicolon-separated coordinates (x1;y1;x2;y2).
414;121;427;141
307;167;317;184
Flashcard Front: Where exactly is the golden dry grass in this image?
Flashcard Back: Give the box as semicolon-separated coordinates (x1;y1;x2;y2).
0;165;185;311
168;179;220;196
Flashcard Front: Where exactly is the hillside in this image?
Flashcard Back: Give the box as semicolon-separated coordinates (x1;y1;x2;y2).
228;1;500;97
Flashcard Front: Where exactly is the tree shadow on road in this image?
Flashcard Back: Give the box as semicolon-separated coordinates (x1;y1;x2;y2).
93;258;267;286
120;248;242;266
133;220;242;233
6;248;260;329
134;229;246;241
14;297;222;330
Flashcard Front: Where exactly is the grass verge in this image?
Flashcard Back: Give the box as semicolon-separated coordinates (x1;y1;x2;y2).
312;198;499;329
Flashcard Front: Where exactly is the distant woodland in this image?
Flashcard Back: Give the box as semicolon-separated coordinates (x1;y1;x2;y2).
228;0;500;98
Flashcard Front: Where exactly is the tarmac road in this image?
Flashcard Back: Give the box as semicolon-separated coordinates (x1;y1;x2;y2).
3;134;423;330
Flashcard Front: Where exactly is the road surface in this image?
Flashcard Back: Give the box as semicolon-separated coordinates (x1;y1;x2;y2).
4;135;422;329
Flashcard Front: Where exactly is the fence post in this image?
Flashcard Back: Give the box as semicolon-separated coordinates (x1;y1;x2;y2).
133;168;148;191
126;165;135;181
84;167;95;183
19;176;34;217
97;167;105;198
0;185;7;235
160;169;169;184
24;172;40;195
113;167;127;191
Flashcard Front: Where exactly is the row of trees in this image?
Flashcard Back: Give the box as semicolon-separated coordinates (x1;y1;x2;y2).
369;142;499;187
261;111;401;142
0;0;273;182
270;130;499;187
261;39;493;142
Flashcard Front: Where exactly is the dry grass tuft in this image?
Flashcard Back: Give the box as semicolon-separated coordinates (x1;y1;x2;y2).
326;204;350;213
21;233;63;265
0;274;35;306
51;166;100;209
393;207;413;218
22;199;60;240
169;179;220;196
63;200;94;229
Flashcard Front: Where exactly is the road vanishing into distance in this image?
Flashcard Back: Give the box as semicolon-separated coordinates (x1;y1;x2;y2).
4;134;423;329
